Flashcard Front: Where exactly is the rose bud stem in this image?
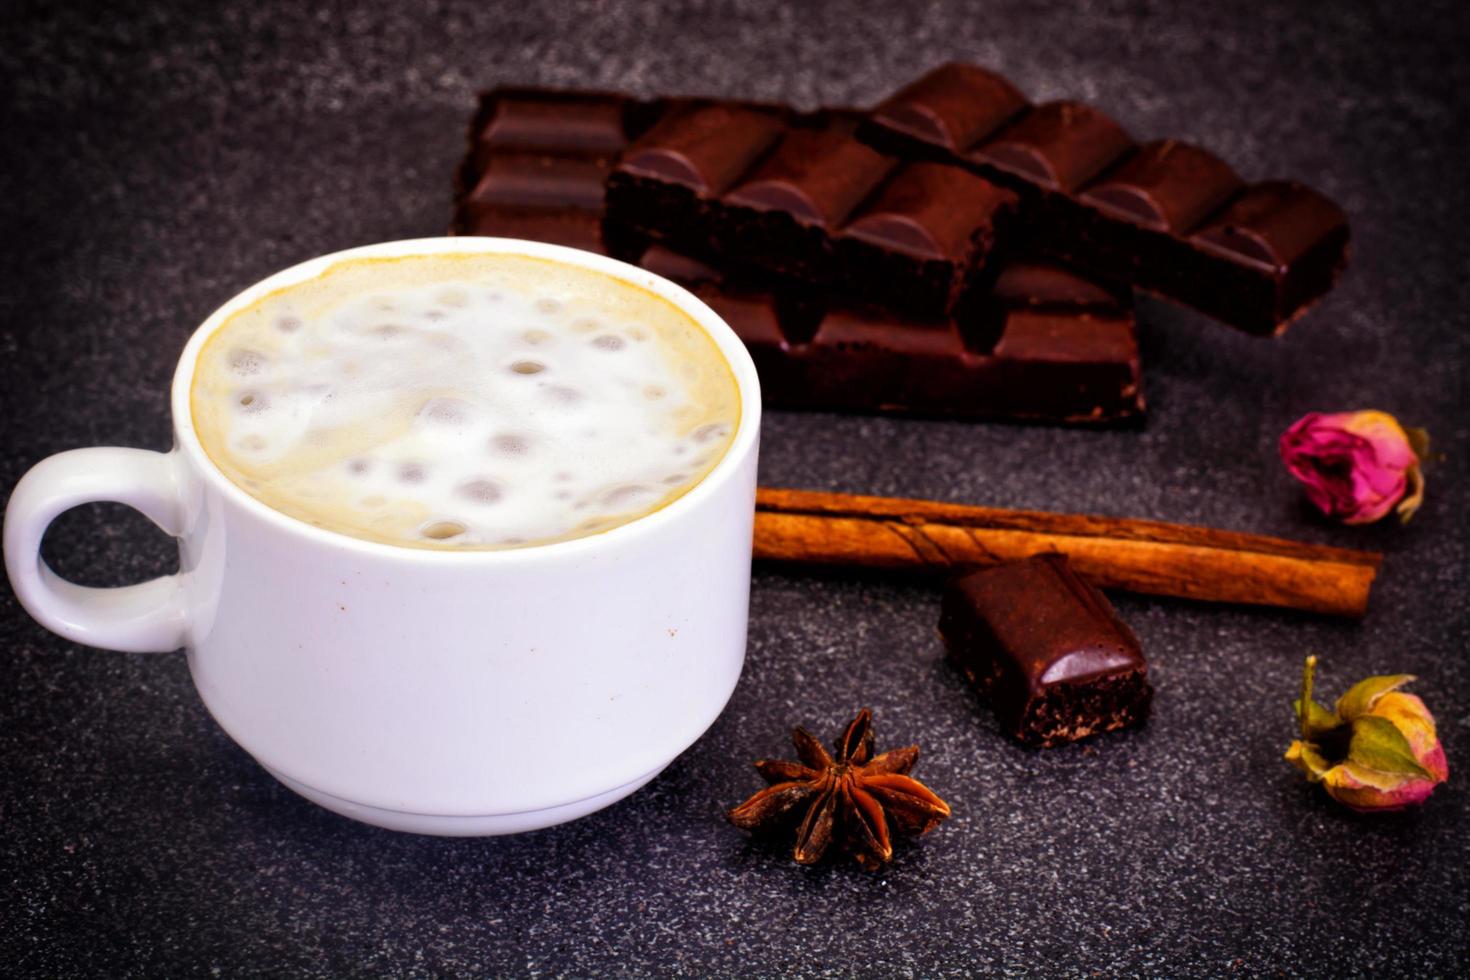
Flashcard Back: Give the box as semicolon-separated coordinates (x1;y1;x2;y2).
1300;654;1317;743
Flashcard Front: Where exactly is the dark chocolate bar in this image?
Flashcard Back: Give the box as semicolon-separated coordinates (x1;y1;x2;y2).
451;87;1145;425
938;553;1152;746
638;246;1142;424
862;63;1350;335
607;102;1020;318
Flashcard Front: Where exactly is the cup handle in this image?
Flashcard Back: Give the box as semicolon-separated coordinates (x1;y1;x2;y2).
4;447;189;653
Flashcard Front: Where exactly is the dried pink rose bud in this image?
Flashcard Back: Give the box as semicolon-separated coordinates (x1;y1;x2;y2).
1285;656;1448;813
1278;410;1427;524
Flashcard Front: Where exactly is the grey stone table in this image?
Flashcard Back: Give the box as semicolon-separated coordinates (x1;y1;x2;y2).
2;1;1466;975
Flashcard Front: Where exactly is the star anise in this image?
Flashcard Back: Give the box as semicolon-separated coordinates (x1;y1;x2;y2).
726;708;952;871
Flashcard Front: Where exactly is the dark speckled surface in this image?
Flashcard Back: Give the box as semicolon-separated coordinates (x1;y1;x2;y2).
2;1;1467;975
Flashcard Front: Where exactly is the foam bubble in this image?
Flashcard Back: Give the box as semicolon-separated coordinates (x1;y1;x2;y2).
591;334;625;352
510;360;545;375
421;520;467;541
599;483;658;511
458;479;503;504
236;391;268;414
491;434;531;457
543;385;582;405
692;423;728;444
229;349;268;376
418;398;474;428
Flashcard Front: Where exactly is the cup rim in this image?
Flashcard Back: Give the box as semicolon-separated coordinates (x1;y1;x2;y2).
169;237;762;563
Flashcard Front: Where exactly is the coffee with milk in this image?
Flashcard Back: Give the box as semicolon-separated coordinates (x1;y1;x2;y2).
190;252;740;549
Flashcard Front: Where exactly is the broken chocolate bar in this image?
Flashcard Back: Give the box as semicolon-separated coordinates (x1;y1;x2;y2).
862;63;1350;335
451;86;1145;425
638;245;1141;424
607;102;1020;318
938;553;1152;746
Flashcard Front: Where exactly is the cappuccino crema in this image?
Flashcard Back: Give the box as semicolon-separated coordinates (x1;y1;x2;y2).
190;253;739;549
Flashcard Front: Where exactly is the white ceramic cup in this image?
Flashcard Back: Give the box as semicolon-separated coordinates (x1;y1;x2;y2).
4;237;761;836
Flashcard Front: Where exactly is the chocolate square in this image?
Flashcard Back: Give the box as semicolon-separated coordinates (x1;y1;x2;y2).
476;90;631;159
1078;139;1243;235
464;155;609;212
939;554;1152;746
974;101;1135;194
867;62;1030;153
618;102;788;195
836;162;1019;316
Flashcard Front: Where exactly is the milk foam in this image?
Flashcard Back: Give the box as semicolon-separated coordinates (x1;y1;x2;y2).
191;253;740;549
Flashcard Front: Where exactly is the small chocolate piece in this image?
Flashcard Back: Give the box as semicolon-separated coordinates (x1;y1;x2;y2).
840;164;1022;261
989;260;1128;309
477;91;629;158
1189;180;1348;272
939;553;1152;746
1180;181;1351;334
619;103;788;194
797;308;975;412
835;161;1019;316
1079;139;1244;234
636;243;724;285
725;128;895;228
464;155;608;211
975;101;1135;194
867;62;1029;153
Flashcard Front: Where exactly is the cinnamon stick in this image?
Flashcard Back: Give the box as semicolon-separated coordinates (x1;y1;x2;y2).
754;488;1381;617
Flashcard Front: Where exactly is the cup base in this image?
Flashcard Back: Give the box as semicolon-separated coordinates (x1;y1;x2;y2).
262;764;667;836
